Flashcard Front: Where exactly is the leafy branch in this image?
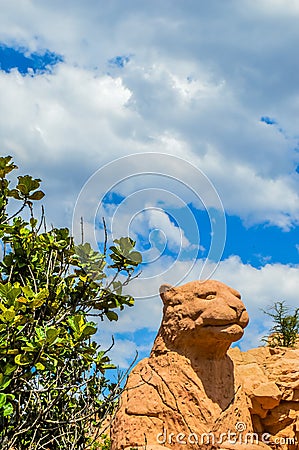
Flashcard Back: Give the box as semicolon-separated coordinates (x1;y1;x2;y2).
0;155;142;449
262;300;299;348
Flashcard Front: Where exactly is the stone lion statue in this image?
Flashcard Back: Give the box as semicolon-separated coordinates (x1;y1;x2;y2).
111;280;272;450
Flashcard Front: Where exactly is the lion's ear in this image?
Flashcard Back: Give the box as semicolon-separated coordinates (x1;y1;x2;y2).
159;284;174;304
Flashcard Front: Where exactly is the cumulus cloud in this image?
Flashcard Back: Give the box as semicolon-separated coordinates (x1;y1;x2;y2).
99;256;299;366
1;0;299;228
0;63;137;227
1;1;299;366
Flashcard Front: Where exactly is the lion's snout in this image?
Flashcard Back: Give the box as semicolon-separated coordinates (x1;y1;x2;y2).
227;296;249;329
238;309;249;328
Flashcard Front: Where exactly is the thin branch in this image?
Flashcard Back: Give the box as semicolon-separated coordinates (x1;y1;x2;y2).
4;199;27;223
36;205;46;234
28;264;38;293
80;216;84;245
103;217;108;255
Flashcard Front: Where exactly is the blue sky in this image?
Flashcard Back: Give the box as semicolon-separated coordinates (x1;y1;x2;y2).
0;0;299;368
0;44;63;74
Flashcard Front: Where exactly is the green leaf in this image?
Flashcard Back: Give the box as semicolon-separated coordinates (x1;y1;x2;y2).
45;327;60;345
35;362;45;371
105;311;118;321
79;274;88;282
0;282;21;303
15;354;31;366
35;327;46;341
3;308;15;323
0;156;17;178
81;324;97;338
30;218;38;228
0;376;11;390
127;296;135;306
17;175;41;196
8;188;21;200
115;237;134;254
112;281;122;295
21;342;36;352
28;190;45;200
30;288;48;309
67;314;85;333
4;364;17;376
128;251;142;264
21;286;35;298
109;237;142;269
0;393;6;408
3;402;13;417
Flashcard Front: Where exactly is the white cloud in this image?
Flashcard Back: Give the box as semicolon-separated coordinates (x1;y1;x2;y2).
0;64;137;227
1;0;299;365
0;64;132;154
253;0;299;16
145;208;191;251
106;205;193;255
1;57;298;229
99;255;299;365
1;5;298;229
195;149;299;229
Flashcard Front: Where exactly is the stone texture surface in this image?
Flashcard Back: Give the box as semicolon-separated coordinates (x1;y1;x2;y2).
111;280;299;450
111;280;272;450
229;345;299;449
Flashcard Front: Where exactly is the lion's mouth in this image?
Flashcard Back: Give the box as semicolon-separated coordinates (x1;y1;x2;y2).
201;323;245;335
199;312;249;330
202;321;244;329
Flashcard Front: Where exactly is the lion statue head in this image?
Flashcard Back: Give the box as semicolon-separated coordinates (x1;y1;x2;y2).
152;279;249;359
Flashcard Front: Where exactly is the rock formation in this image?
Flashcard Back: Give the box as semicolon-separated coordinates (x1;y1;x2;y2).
111;280;274;450
229;345;299;450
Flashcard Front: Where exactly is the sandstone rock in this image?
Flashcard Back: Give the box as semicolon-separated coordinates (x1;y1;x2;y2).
265;353;299;389
252;382;282;409
244;346;274;365
248;398;269;419
219;444;270;450
111;280;299;450
229;361;278;417
234;362;268;395
231;344;299;449
262;402;299;432
228;346;256;364
111;280;271;450
252;415;264;433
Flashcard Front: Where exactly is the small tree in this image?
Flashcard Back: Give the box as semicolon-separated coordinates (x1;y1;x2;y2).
0;156;142;449
262;301;299;348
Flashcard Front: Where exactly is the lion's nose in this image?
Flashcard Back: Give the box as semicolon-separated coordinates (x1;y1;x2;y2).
239;310;249;328
228;297;247;320
227;297;249;328
229;304;245;318
229;302;249;328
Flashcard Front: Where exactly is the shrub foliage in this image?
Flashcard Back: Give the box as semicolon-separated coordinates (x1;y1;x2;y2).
263;300;299;348
0;156;141;449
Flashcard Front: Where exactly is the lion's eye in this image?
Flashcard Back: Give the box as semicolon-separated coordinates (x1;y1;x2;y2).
195;292;216;300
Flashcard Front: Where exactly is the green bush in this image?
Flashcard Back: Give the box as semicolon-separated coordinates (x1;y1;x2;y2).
0;156;142;449
262;300;299;348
